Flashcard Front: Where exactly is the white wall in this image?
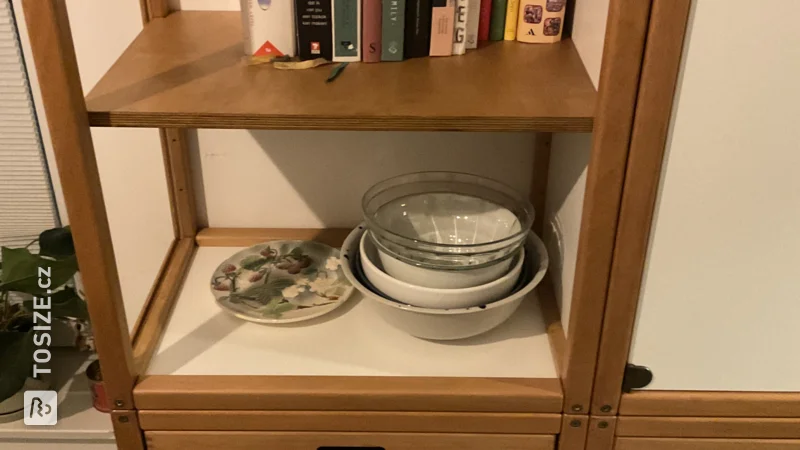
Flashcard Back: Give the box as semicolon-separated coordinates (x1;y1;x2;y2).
630;0;800;391
542;0;608;332
572;0;610;88
15;0;173;332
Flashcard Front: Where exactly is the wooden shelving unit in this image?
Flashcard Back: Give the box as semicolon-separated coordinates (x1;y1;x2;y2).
20;0;656;449
84;11;596;132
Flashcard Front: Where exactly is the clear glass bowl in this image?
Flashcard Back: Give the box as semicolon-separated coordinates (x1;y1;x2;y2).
362;172;535;268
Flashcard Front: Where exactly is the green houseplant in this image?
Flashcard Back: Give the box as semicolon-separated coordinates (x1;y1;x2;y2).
0;226;89;412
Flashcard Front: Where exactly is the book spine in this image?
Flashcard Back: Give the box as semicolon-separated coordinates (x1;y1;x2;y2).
362;0;382;62
452;0;468;55
241;0;297;62
503;0;519;40
465;0;481;49
404;0;432;58
295;0;333;60
516;0;565;43
429;0;454;56
333;0;362;61
489;0;506;40
478;0;492;41
382;0;407;61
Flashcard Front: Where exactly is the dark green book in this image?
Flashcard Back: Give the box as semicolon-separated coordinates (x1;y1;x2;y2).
489;0;507;41
382;0;407;61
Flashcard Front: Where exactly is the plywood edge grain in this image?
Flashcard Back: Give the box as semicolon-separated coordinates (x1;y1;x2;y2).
133;375;563;412
138;410;561;434
620;391;800;417
88;112;595;133
131;239;195;375
195;227;352;248
130;240;177;339
617;416;800;439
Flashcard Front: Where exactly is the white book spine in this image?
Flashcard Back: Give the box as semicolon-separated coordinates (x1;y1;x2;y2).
465;0;481;49
452;0;469;55
241;0;296;61
333;0;363;62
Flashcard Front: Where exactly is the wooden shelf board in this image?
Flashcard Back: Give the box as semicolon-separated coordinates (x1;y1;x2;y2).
135;240;561;412
85;11;596;132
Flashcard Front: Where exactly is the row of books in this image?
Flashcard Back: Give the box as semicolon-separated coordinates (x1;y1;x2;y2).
241;0;566;64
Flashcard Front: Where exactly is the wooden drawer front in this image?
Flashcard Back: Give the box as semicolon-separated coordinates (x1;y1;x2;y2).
616;437;800;450
138;410;561;434
145;431;555;450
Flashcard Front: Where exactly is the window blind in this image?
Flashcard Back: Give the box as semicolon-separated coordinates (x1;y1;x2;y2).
0;0;58;251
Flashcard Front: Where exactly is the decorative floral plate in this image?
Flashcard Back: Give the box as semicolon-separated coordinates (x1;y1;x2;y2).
210;240;354;324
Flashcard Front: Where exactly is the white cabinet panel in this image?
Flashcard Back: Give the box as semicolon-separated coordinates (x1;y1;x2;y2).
630;0;800;391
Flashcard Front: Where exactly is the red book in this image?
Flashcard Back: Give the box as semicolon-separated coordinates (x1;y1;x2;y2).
478;0;493;41
362;0;382;63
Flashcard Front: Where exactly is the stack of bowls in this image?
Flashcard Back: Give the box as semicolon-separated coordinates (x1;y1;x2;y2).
340;172;549;340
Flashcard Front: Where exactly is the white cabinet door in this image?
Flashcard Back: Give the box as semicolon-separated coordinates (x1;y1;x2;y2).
629;0;800;391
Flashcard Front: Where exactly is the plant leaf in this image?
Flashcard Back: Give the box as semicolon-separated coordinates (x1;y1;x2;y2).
0;330;34;403
38;227;75;258
22;287;88;320
240;255;269;271
0;247;77;295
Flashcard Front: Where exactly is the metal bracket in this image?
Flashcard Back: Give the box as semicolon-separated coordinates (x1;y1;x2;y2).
622;363;653;392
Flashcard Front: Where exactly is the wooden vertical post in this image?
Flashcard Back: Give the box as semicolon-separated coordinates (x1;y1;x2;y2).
20;0;136;408
561;0;653;413
590;0;693;416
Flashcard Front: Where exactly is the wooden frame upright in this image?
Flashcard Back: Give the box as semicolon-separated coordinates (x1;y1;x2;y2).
590;0;800;448
20;0;656;448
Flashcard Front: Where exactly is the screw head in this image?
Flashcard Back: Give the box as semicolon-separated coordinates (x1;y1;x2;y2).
598;421;609;429
570;419;582;428
600;405;613;413
571;404;583;412
118;416;129;423
114;400;124;407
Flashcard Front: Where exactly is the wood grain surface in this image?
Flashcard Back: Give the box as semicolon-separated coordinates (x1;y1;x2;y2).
539;275;567;380
561;0;652;413
84;11;596;131
616;437;800;450
590;0;693;416
145;431;556;450
195;227;353;247
138;410;561;434
531;133;553;236
133;375;563;412
619;391;800;418
161;128;197;238
617;416;800;439
132;238;195;374
21;0;137;409
558;415;588;450
586;416;616;450
112;410;146;450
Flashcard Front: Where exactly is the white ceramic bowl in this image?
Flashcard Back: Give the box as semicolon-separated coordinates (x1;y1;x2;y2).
370;231;516;289
341;224;549;340
361;231;524;309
